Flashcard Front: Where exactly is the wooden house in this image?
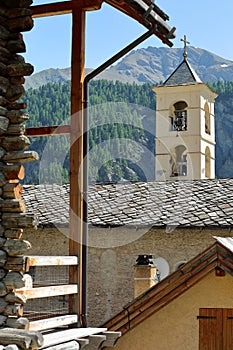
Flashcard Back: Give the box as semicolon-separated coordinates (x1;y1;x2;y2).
103;237;233;350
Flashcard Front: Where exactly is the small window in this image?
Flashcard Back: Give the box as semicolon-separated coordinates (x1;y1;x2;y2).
204;103;210;134
205;147;211;178
170;101;188;131
171;145;187;177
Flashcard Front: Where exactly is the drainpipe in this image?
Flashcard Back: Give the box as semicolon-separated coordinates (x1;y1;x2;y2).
81;26;164;327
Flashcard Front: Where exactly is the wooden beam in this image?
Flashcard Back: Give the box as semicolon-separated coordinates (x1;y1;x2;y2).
31;1;174;46
42;328;107;349
86;335;106;349
102;331;121;347
77;338;90;349
0;330;43;350
105;0;174;45
16;284;78;299
25;256;78;272
29;315;78;331
69;8;85;324
32;1;72;17
31;0;102;18
25;125;70;137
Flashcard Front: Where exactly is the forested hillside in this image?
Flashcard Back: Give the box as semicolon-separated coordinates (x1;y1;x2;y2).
22;79;233;184
208;81;233;178
23;80;156;183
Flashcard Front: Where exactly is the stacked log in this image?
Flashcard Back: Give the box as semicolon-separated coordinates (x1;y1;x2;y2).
0;328;44;349
0;0;38;331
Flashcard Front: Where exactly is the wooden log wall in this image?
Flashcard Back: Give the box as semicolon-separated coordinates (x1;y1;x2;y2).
0;0;38;333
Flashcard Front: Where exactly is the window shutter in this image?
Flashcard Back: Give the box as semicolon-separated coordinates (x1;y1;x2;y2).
199;308;223;350
223;309;233;349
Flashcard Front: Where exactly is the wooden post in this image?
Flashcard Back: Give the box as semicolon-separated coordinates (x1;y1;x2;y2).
69;7;86;324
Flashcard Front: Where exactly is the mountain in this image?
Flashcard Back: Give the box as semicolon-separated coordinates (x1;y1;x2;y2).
25;67;71;90
25;46;233;90
24;67;91;90
215;91;233;178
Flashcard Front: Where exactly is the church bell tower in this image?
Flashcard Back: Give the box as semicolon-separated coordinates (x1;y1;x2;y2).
153;36;218;181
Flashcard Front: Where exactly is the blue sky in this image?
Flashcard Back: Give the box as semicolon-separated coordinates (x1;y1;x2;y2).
23;0;233;73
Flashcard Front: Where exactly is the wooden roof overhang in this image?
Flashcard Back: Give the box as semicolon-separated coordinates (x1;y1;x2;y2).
31;0;175;47
103;241;233;335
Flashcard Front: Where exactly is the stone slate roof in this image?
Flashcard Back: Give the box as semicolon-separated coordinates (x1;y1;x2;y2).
163;58;202;86
23;179;233;229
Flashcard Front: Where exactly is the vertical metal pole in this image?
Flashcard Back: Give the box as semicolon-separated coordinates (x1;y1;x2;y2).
81;28;155;327
82;79;89;327
69;7;85;326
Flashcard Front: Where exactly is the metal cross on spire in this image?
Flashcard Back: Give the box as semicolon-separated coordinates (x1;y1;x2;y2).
181;35;190;59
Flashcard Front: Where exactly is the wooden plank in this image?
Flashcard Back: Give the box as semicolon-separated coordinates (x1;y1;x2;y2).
105;0;173;46
199;308;223;350
42;328;107;348
69;7;85;323
16;284;77;299
29;315;78;331
25;125;70;137
4;256;27;271
0;329;43;349
223;309;233;350
6;317;30;330
32;1;73;17
76;338;89;350
2;183;23;199
0;334;34;349
102;331;121;347
42;340;80;350
25;256;78;271
31;0;102;18
85;335;106;349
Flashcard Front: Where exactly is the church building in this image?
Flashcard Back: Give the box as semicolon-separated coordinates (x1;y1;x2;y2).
153;37;218;180
20;38;230;330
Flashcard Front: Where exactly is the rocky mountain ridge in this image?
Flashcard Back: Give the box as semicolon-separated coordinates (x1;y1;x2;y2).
25;46;233;90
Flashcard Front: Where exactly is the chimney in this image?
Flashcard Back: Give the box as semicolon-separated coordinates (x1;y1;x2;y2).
134;255;157;298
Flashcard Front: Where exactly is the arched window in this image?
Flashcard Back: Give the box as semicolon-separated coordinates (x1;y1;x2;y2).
170;101;188;131
171;145;187;176
204;102;210;134
205;147;211;178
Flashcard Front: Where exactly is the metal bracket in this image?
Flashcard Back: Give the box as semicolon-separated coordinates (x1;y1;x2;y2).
142;2;155;25
167;27;176;39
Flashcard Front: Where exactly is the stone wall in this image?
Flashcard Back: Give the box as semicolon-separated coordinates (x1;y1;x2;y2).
23;225;232;326
0;0;37;330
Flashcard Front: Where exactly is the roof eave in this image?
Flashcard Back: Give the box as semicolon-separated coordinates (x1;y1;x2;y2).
102;241;233;335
